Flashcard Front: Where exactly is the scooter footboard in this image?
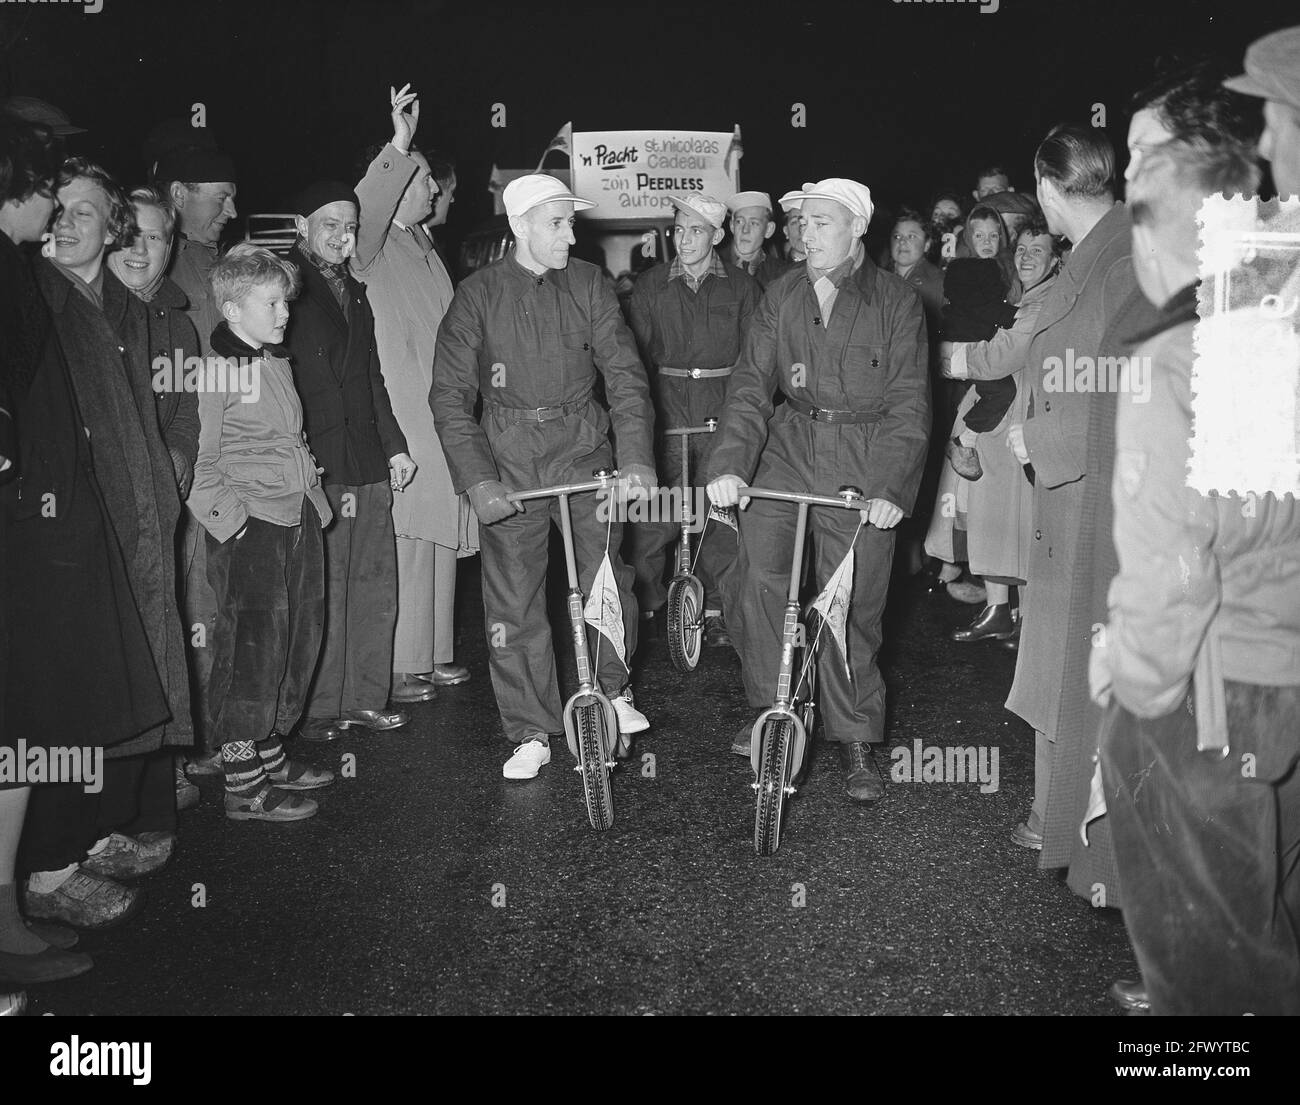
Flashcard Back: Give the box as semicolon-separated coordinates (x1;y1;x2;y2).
749;707;808;780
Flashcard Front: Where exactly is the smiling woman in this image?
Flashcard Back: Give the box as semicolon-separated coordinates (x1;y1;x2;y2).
50;158;136;286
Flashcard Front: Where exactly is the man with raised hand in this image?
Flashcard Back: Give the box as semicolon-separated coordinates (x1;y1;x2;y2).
351;84;473;707
707;178;930;802
625;192;759;645
431;174;656;780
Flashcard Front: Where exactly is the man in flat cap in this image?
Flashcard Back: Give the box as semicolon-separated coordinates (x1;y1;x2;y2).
724;191;790;290
431;173;656;781
625;193;759;646
707;178;930;802
155;145;238;357
285;181;416;741
155;143;240;784
1226;24;1300;198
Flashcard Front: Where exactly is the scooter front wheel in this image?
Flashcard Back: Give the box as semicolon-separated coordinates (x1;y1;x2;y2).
576;701;615;831
754;716;794;856
666;576;704;673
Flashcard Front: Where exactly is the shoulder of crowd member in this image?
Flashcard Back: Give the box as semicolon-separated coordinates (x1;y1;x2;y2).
761;261;808;301
631;260;672;294
154;276;190;312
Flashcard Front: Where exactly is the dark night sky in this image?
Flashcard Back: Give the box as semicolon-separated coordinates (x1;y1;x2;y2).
1;0;1292;244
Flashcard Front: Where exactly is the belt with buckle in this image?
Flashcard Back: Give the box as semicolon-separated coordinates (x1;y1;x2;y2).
784;395;882;424
658;365;734;379
485;395;592;424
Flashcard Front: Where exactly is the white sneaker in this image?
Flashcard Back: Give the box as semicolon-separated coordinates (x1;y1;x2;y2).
503;739;551;780
611;689;649;734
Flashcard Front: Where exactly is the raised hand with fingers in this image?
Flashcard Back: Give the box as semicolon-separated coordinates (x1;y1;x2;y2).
390;82;419;153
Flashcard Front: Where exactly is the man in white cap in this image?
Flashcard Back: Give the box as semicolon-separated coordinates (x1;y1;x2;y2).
779;193;808;266
431;174;657;780
724;190;790;289
625;193;760;644
1225;24;1300;198
707;178;930;802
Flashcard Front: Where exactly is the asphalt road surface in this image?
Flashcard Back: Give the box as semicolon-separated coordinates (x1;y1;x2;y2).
18;555;1137;1016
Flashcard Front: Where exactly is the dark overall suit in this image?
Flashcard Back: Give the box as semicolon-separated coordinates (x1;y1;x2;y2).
626;257;759;613
708;254;930;744
283;244;408;720
431;253;655;744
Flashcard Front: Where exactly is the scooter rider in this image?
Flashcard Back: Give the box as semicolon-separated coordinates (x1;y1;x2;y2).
706;178;931;802
430;174;657;780
625;193;760;646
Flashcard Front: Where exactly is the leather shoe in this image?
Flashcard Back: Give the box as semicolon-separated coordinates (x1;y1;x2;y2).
418;663;470;686
0;946;93;985
298;718;344;742
81;832;172;880
337;708;408;731
947;437;983;480
185;749;224;776
174;761;199;811
26;921;78;949
392;673;437;703
224;783;318;822
945;578;987;604
1000;619;1021;651
951;603;1015;643
730;724;753;757
1011;821;1043;850
703;615;731;647
839;742;885;802
1108;977;1150;1013
25;868;143;930
265;758;334;791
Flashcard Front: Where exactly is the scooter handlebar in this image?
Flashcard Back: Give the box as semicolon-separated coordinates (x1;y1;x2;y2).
737;485;870;511
664;419;719;437
506;469;619;503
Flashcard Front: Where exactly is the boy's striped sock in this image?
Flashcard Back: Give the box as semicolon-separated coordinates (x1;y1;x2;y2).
256;732;287;776
222;741;265;797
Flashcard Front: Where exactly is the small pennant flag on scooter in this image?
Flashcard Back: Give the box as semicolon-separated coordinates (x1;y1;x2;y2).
706;502;738;532
583;552;627;668
809;544;855;679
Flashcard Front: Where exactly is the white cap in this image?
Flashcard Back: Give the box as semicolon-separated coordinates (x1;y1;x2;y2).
503;174;595;219
726;190;773;215
779;178;874;223
668;193;728;229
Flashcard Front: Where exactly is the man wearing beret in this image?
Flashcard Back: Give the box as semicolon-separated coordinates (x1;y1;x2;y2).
724;191;791;290
285;181;416;740
707;178;930;802
625;193;759;646
431;174;656;780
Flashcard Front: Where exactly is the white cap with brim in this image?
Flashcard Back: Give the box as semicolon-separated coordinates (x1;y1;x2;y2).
777;189;806;212
668;193;728;229
726;190;773;214
780;178;874;224
503;174;595;219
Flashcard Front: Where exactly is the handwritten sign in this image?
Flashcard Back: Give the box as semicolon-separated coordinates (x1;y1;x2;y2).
571;129;741;220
